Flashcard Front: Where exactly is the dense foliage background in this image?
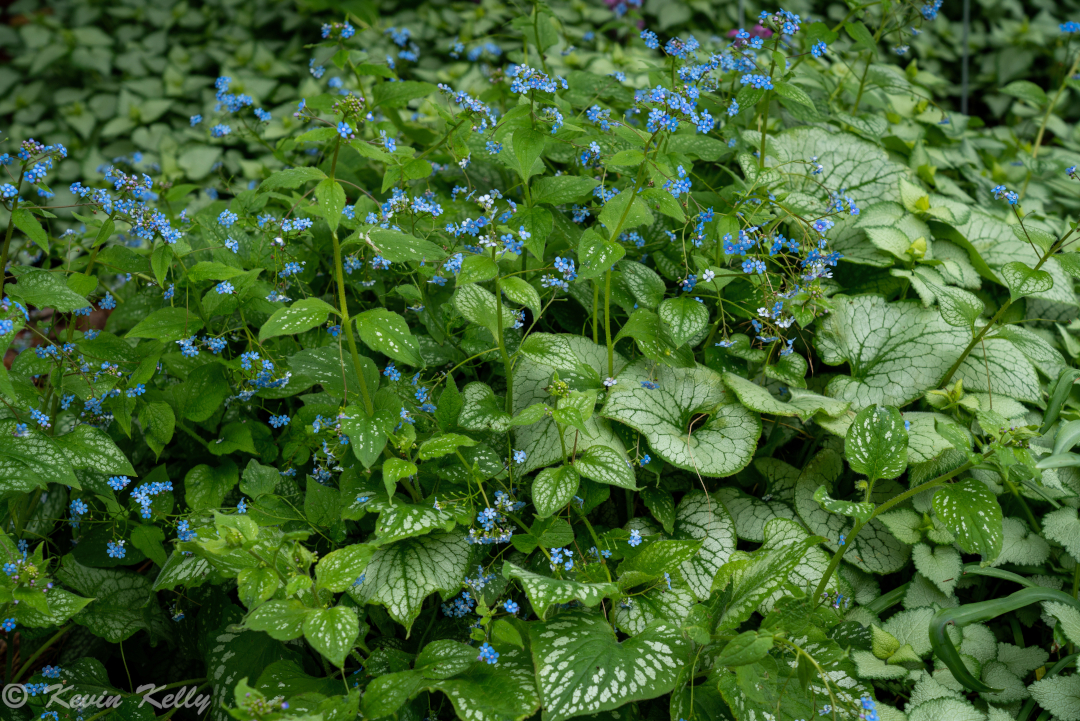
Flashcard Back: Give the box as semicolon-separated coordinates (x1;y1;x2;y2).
8;0;1080;719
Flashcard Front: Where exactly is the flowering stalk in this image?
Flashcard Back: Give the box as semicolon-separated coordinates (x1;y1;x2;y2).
493;246;514;413
939;210;1075;387
0;176;23;301
814;456;979;599
328;139;375;417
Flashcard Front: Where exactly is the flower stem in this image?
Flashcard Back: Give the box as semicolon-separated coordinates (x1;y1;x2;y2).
328;139;374;416
0;178;25;300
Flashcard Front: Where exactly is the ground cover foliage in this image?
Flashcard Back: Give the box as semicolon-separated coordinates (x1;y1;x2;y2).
7;0;1080;719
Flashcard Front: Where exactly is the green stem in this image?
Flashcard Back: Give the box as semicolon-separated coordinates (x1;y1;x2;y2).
604;271;613;377
851;53;873;115
493;248;514;413
814;458;978;598
0;178;25;300
12;624;69;683
328;139;375;417
940;215;1062;387
1033;54;1080;160
82;210;116;279
571;505;612;584
592;281;599;344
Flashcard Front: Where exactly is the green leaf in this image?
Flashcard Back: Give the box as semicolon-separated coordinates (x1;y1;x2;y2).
673;490;736;600
355;308;423;367
932;283;984;330
617;539;700;584
529;609;691;721
375;503;457;544
598;190;653;237
258;167;327;190
713;519;821;632
532;175;600;205
54;555;165;643
773;82;815;108
845;404;909;481
794;450;911;574
340;410;393;469
185;462;238;511
493;618;524;648
812;485;874;523
1029;675;1080;721
349;531;469;633
575;230;626;282
8;269;89;312
574;445;637;490
139;401;175;458
911;542;961;596
260;298;337;342
1000;80;1049;106
151;243;171;287
715;631;775;667
12;209;49;252
845;21;876;51
457;255;498;285
453;283;517;339
240;459;279;498
933;480;1003;560
459;382;512;433
381;457;417;499
816;295;967;407
316;544;375;592
1001;260;1054;300
53;425;136;476
417;433;477;460
601;362;760;478
372;80;437;108
362;228;449;262
619;260;666;309
245;599;310;641
500;276;542;317
532;464;581;518
129;525;167;567
0;421;78;490
1042;507;1080;562
503;562;618;620
127;307;204;342
511;128;546;183
303;606;358;667
423;648;541;721
658;296;708;347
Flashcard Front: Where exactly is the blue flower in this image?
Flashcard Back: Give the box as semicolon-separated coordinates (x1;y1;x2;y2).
477;643;499;665
811;41;828;57
269;415;290;428
1;619;15;632
237;498;248;514
106;540;126;559
219;210;238;227
338;121;354;139
628;529;642;547
503;600;519;614
640;454;651;466
99;292;116;310
216;281;235;295
190;115;202;126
